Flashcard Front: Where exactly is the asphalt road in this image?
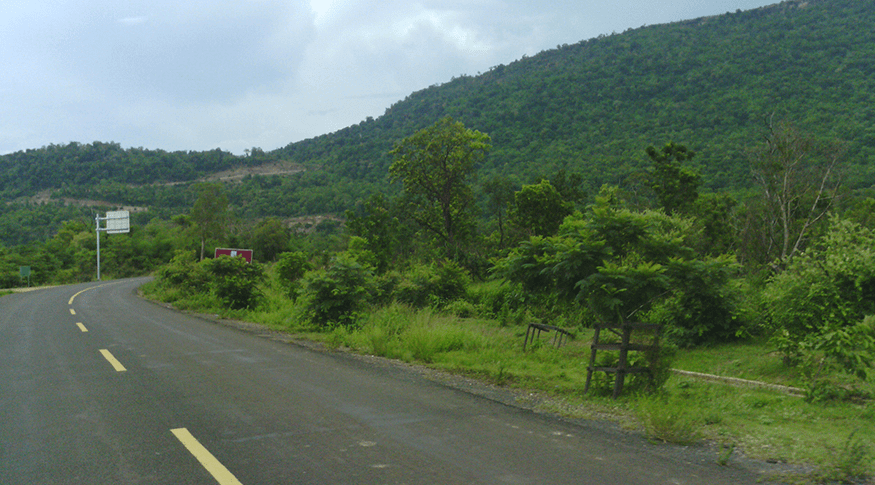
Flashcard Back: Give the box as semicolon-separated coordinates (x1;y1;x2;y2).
1;278;766;484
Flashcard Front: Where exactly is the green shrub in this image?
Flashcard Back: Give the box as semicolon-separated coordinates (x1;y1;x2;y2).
466;280;529;318
649;255;742;347
395;260;470;308
275;251;312;298
763;216;875;394
300;252;377;326
155;250;209;295
202;256;265;310
443;299;477;318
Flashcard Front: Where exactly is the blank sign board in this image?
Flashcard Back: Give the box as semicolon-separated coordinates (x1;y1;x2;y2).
106;210;130;234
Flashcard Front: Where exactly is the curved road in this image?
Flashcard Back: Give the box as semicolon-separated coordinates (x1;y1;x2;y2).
1;279;764;484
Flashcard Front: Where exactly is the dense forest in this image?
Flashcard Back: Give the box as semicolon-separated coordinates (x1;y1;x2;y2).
1;0;874;249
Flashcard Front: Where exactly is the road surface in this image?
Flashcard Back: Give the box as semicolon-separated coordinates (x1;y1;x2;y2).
1;278;767;484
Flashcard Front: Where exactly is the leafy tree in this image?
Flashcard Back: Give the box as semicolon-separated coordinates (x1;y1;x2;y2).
763;216;875;362
549;169;587;208
389;117;491;258
509;180;574;238
496;186;741;346
689;192;739;257
190;183;229;261
249;218;289;262
345;193;404;273
746;119;842;270
646;142;700;214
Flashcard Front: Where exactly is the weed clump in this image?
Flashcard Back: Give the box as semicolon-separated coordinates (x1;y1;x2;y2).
636;394;701;445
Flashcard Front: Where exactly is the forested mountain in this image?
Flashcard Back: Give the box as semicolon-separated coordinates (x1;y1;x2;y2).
2;0;873;246
273;0;874;193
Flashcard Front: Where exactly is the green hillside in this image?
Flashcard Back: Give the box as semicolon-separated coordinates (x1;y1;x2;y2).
2;0;874;246
273;0;874;192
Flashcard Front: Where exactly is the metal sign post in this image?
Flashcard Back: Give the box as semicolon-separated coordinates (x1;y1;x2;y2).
96;210;130;281
19;266;31;287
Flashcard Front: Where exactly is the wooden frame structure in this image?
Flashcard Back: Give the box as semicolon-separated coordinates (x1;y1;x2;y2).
523;322;573;351
584;321;662;398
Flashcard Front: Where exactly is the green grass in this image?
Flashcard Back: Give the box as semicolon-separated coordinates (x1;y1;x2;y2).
141;279;874;481
671;339;807;388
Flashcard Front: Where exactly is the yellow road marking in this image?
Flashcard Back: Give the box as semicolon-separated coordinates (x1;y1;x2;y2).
171;428;243;485
68;281;118;305
69;308;76;315
99;349;126;372
76;322;88;332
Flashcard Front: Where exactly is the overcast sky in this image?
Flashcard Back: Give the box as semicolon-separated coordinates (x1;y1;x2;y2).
1;0;779;155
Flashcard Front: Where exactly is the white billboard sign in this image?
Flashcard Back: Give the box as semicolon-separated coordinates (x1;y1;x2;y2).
105;210;130;234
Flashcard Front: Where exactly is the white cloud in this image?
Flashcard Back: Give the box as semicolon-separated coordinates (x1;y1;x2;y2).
117;16;149;25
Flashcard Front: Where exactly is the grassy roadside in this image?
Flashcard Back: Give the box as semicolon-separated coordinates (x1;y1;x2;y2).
141;279;874;483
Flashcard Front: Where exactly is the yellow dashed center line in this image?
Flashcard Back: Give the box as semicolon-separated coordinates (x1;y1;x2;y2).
171;428;244;485
76;322;88;332
69;308;76;315
99;349;126;372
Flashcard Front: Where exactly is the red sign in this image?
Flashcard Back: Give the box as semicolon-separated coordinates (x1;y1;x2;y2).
214;248;253;263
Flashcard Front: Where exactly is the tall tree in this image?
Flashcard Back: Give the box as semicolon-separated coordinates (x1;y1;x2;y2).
646;142;700;214
747;118;842;269
481;175;515;248
389;117;491;257
190;182;229;261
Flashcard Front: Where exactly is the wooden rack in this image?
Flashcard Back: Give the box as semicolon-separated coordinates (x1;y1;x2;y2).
584;322;661;398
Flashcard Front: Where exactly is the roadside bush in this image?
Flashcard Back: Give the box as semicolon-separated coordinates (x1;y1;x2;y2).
648;255;742;347
275;251;312;298
395;260;470;308
466;280;529;319
443;299;477;318
202;256;265;310
762;216;875;391
300;252;377;327
155;250;208;295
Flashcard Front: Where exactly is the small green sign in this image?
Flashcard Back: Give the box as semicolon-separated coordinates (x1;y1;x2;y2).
19;266;30;278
